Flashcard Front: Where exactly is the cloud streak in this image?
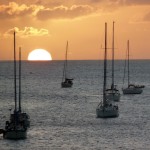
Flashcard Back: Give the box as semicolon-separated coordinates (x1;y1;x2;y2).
124;0;150;5
4;27;49;38
36;5;95;20
0;2;95;20
0;2;33;19
143;12;150;21
0;1;150;21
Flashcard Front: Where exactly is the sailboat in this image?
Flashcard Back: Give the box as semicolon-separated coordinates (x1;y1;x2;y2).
105;21;120;102
122;40;143;94
61;41;73;88
96;23;119;118
3;31;30;139
17;46;30;128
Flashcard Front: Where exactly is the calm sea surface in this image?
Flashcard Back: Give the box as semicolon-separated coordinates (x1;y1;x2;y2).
0;60;150;150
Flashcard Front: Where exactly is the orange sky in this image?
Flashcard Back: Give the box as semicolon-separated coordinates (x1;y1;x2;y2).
0;0;150;60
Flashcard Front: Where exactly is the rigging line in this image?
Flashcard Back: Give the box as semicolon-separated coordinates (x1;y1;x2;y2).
19;47;21;112
103;22;107;105
14;31;17;113
127;40;130;86
62;41;68;82
65;41;68;78
112;21;115;88
122;44;128;87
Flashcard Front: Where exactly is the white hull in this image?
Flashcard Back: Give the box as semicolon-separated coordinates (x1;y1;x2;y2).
96;104;119;118
122;87;143;94
3;130;27;139
106;90;120;102
106;93;120;102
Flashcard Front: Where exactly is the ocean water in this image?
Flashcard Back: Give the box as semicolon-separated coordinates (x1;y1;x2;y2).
0;60;149;150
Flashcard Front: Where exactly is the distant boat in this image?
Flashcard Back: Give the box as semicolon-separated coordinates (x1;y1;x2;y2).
3;31;30;139
122;40;143;94
127;84;145;88
105;21;120;102
96;23;119;118
61;41;73;88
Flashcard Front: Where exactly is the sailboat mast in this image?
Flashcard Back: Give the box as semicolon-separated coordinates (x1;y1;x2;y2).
62;41;68;81
103;23;107;104
127;40;130;86
65;41;68;78
112;21;115;89
19;47;21;112
14;31;17;112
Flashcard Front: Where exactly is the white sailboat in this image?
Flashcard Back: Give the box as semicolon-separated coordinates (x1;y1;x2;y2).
122;40;143;94
61;41;73;88
105;21;120;102
96;23;119;118
3;31;30;139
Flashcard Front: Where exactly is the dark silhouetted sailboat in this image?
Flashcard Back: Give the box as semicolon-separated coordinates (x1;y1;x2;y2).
122;40;143;94
105;21;120;102
3;31;30;139
61;41;73;88
96;23;119;118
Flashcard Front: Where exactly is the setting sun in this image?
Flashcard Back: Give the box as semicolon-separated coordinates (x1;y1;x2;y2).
28;49;52;61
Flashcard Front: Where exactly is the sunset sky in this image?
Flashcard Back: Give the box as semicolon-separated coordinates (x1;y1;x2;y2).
0;0;150;60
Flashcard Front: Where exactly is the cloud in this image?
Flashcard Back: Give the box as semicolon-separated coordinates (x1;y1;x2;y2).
4;27;49;38
123;0;150;5
0;2;44;19
1;1;150;21
36;5;95;20
0;2;95;20
0;2;32;19
143;12;150;21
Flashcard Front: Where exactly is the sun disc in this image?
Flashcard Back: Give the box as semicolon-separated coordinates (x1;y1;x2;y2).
28;49;52;61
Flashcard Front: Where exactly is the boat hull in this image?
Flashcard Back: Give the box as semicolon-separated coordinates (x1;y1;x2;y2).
96;105;119;118
3;130;27;140
122;87;143;94
10;113;30;128
106;90;120;102
106;94;120;102
61;82;73;88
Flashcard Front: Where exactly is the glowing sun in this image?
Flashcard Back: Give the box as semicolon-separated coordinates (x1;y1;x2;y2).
28;49;52;61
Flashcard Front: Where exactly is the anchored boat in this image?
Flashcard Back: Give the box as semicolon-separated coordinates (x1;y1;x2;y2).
106;21;120;102
96;23;119;118
122;40;143;94
61;41;73;88
2;31;30;140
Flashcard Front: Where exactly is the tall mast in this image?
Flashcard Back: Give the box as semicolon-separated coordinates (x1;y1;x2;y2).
19;47;21;112
65;41;68;79
112;21;115;89
127;40;130;86
103;22;107;104
14;31;17;112
62;41;68;81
